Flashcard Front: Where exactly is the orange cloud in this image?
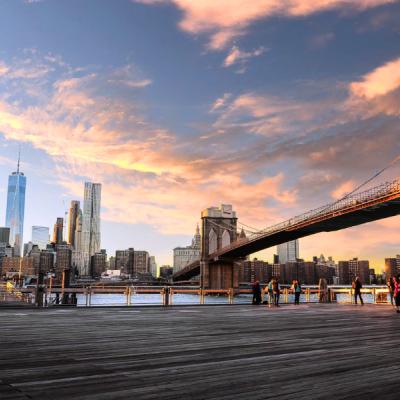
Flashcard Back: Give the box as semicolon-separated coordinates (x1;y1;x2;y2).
331;180;356;200
135;0;395;49
350;57;400;99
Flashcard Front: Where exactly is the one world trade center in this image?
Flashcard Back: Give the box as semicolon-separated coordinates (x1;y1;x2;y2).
5;152;26;257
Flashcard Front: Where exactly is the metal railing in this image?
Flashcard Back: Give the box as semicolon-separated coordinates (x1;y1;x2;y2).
5;284;393;307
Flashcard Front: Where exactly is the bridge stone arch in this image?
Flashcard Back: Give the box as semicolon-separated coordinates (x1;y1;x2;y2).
200;204;239;289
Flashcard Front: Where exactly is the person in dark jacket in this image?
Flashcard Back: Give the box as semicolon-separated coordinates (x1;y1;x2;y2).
387;277;395;307
353;276;364;305
252;280;261;305
273;279;280;307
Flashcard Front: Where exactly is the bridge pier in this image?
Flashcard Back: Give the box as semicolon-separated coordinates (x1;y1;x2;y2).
201;259;240;290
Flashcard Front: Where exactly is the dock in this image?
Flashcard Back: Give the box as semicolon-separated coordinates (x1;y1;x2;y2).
0;304;399;399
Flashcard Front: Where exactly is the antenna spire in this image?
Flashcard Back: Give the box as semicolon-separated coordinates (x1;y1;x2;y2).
17;146;21;174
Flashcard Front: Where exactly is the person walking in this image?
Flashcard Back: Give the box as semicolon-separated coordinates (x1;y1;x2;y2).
387;277;395;307
252;280;261;305
273;278;280;307
291;279;301;305
353;276;364;305
394;275;400;313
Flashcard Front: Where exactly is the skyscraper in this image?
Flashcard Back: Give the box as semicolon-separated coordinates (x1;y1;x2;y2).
0;227;10;245
277;240;299;264
5;153;26;256
80;182;101;276
52;217;64;244
32;226;49;250
68;200;80;248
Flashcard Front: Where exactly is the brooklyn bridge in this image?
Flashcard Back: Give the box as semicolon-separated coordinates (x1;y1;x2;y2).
173;179;400;289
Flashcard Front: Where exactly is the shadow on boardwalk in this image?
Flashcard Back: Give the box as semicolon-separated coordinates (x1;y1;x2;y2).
0;304;399;400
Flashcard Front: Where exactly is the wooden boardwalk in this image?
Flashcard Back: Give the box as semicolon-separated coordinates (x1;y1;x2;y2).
0;304;399;399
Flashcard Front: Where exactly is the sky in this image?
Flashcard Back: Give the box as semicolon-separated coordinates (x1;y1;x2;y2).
0;0;400;270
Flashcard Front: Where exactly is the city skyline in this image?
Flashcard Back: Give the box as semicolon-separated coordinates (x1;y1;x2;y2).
0;1;400;268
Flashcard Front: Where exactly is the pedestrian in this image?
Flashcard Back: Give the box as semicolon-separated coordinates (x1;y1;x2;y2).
353;276;364;305
318;278;327;303
291;279;301;305
252;280;261;305
267;278;274;308
387;277;395;306
273;278;280;307
394;275;400;313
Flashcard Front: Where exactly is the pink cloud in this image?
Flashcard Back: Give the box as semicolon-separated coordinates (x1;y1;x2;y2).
350;57;400;99
135;0;395;49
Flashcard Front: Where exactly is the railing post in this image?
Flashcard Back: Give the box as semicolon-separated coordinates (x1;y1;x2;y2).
126;287;131;306
284;288;288;303
163;287;170;306
88;287;92;307
200;289;205;305
85;287;89;307
306;288;310;303
170;288;173;306
373;287;376;304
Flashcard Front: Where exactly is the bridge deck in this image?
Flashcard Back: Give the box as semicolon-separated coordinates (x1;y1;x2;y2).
0;304;399;399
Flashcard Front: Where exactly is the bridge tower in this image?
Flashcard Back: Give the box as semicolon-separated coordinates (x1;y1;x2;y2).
200;204;240;289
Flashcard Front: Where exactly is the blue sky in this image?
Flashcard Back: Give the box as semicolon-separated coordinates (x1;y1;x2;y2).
0;0;400;269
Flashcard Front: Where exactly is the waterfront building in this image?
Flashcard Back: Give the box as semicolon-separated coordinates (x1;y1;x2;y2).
149;256;157;277
68;200;80;248
55;244;72;284
384;258;398;279
80;182;102;276
0;227;10;245
109;256;116;269
134;250;149;274
23;241;33;256
115;249;134;274
5;154;26;256
277;240;299;264
159;265;173;280
91;249;107;277
52;217;64;244
338;261;350;284
32;226;49;250
39;249;55;274
348;258;370;284
173;225;201;273
240;258;271;283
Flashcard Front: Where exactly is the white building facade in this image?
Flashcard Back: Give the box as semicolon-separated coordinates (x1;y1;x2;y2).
277;240;299;264
173;225;201;273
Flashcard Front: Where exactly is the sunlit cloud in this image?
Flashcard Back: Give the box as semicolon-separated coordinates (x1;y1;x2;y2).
135;0;395;50
223;46;266;73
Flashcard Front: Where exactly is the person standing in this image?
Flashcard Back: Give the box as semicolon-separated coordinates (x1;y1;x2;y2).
292;280;301;305
318;278;327;303
267;278;274;308
353;276;364;305
273;278;280;307
252;280;261;305
394;275;400;313
387;277;395;307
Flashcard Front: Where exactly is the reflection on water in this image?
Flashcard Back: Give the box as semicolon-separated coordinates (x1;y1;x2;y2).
68;292;389;306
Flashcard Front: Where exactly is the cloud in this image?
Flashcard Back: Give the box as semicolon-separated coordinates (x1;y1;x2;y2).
223;46;266;72
331;180;356;199
350;57;400;99
210;93;232;112
0;52;296;236
135;0;396;49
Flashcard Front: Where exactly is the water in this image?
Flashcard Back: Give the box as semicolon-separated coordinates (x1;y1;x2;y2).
50;292;389;306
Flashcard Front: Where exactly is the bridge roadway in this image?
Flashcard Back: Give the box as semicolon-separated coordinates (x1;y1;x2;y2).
174;180;400;281
0;304;399;399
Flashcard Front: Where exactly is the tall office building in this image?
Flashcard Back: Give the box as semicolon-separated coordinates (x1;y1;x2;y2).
173;225;201;273
0;227;10;245
32;226;49;250
5;154;26;256
277;240;299;264
52;217;64;244
68;200;80;248
80;182;102;276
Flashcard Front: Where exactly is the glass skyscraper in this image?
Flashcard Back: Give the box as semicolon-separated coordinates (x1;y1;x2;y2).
277;240;299;264
32;226;50;250
80;182;101;276
5;158;26;257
